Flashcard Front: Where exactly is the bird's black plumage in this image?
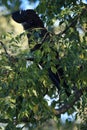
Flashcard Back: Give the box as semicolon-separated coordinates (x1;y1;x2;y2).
12;9;70;96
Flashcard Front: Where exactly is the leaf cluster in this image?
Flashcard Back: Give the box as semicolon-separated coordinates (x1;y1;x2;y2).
0;0;87;129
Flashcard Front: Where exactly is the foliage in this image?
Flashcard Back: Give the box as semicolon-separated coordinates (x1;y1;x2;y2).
0;0;87;129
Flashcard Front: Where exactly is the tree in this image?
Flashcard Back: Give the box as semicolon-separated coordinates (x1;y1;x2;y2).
0;0;87;129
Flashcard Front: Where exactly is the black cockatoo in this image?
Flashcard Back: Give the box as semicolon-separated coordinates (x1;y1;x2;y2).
12;9;70;96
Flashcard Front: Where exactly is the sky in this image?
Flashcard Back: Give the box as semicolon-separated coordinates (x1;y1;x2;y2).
20;0;39;10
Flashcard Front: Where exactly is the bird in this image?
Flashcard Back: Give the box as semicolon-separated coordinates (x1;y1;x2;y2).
12;9;70;97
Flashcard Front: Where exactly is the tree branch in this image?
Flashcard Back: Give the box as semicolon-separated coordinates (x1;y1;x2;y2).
30;30;49;52
54;87;87;116
15;87;87;123
57;7;87;37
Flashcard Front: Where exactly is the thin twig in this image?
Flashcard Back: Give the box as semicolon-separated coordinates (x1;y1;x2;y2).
0;41;19;63
30;31;49;52
0;41;10;59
